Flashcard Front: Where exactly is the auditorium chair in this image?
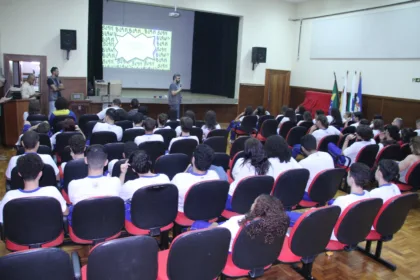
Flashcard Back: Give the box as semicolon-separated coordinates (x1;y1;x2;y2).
357;193;418;271
154;154;190;180
78;114;99;134
221;219;286;279
277;206;341;280
38;133;52;148
400;143;411;161
233;115;258;136
222;176;274;219
229;136;250;159
79;236;158;280
84;120;99;139
286;126;307;147
298;121;313;131
154;129;176;149
174;180;229;236
257;115;274;129
138;141;166;168
276;115;284;123
395;160;420;191
195;120;205;128
203;136;227;153
27;114;48;122
68;197;125;245
299;168;346;208
52;115;76;133
10;164;56;190
90;131;117;145
125;184;178;249
212;152;230;172
190;127;203;143
341;126;356;135
28;120;45;126
122;128;145;142
255;119;278;142
337;144;379;170
169;138;198;159
296;114;303;123
374;133;381;144
228;151;246;182
375;144;402;165
166;120;179;130
111;159;139;183
104;142;125;162
158;227;230;280
271;169;309;210
317;134;340;153
0;197;64;251
0;248;79;280
62;159;88;203
207;128;228;139
115;120;133;131
55;132;81;162
326;198;383;251
16;145;51;156
278;121;296;139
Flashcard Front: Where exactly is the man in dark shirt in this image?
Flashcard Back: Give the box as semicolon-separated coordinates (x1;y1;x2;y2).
168;73;182;119
47;67;65;115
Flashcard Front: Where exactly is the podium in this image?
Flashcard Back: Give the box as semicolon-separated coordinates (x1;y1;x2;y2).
0;99;30;146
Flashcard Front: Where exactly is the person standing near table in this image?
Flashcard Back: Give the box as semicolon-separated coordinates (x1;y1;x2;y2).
168;73;182;119
47;67;64;115
21;74;40;99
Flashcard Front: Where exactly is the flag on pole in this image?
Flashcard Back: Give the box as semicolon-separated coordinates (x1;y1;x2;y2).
354;72;362;112
339;71;348;115
329;72;339;113
349;71;357;112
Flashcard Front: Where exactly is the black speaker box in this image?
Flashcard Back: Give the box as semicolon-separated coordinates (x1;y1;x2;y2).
60;30;77;50
252;47;267;63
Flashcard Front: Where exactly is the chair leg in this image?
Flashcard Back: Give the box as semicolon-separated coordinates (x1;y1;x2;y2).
160;231;169;250
219;274;227;280
356;241;397;271
293;257;316;280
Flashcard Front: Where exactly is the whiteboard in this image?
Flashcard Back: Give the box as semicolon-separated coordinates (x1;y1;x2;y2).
310;5;420;59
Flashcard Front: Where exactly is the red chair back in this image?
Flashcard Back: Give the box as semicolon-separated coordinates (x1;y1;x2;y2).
307;168;346;205
272;169;309;210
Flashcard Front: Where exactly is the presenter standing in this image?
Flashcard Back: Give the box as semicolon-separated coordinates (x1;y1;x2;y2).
168;73;182;119
47;67;65;115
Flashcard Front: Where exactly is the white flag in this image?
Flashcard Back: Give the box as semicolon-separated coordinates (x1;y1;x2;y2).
340;71;348;116
348;71;357;112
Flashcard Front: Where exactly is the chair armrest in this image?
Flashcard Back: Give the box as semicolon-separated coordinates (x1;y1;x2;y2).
63;216;69;235
71;251;81;280
343;156;352;168
0;223;4;241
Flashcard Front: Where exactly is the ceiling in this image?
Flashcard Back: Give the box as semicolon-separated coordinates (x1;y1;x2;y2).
282;0;311;3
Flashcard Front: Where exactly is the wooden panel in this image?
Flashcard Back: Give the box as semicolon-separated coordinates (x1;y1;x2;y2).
59;77;87;100
69;100;91;120
264;70;291;116
238;84;264;115
0;99;30;146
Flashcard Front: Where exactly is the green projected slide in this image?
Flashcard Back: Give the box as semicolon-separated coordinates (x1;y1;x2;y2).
102;24;172;70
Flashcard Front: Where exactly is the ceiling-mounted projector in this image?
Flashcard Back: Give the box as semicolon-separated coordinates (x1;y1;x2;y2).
169;5;180;18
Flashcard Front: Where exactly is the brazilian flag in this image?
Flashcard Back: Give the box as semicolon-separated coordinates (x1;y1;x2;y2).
329;72;339;113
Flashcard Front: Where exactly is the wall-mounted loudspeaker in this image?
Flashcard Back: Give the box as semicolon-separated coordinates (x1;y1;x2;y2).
60;30;77;60
252;47;267;70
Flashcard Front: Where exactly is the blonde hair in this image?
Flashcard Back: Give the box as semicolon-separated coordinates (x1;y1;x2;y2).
410;136;420;155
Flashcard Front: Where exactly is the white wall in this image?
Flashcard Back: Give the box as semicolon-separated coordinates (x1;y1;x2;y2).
0;0;88;77
291;0;420;99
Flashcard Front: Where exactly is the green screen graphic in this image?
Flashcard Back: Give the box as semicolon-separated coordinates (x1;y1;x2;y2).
102;24;172;70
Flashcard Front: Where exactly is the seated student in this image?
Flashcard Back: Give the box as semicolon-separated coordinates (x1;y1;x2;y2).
134;118;164;146
191;194;289;252
400;128;417;145
297;111;312;126
6;131;59;181
378;125;401;151
127;98;139;118
276;105;289;120
265;135;301;179
68;145;121;205
171;144;220;212
309;115;342;146
23;99;41;121
107;141;138;176
415;119;420;136
370;159;401;203
372;119;384;138
154;113;171;132
97;98;122;120
312;110;326;124
202;110;221;140
0;154;68;223
329;108;343;128
185;145;228;181
328;125;376;166
277;108;297;134
298;135;335;201
254;105;269;117
60;134;86;177
16;121;52;147
115;108;129;121
48;97;77;125
168;117;199;151
295;105;306;118
92;108;123;141
227;106;254;143
175;110;196;136
119;150;170;203
126;112;144;130
50;118;85;148
398;136;420;183
349;112;363;127
288;162;371;229
392;117;403;130
167;109;180;122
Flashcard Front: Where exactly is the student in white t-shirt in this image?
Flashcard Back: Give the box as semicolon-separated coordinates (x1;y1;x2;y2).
297;111;313;126
68;145;121;205
171;144;220;212
168;117;199;151
153;113;171;132
202;110;222;140
107;141;138;176
96;98;122;120
372;119;384;138
298;135;335;201
277;108;297;134
275;105;289;120
126;112;145;131
398;136;420;183
60;134;86;179
264;135;301;179
134;117;164;146
6;131;59;181
370;159;401;203
175;110;196;136
92;108;123;141
309;115;342;146
350;112;363;127
415;119;420;136
0;153;68;223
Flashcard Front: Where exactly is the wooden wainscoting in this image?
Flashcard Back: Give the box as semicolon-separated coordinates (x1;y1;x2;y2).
238;84;265;115
59;77;87;101
290;86;420;127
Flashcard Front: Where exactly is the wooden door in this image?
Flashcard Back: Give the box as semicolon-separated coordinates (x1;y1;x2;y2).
263;69;291;116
